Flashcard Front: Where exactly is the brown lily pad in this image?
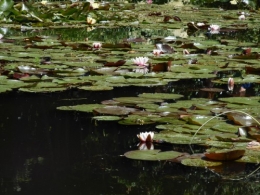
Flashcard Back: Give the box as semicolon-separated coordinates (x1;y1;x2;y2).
205;149;245;161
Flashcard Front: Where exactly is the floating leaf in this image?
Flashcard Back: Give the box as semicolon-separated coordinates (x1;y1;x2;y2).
92;116;122;121
181;158;222;167
124;150;183;161
138;93;183;100
57;104;105;113
93;106;138;116
205;149;245;161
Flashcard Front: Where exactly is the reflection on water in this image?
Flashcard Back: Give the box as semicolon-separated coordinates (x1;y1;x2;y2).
0;84;259;194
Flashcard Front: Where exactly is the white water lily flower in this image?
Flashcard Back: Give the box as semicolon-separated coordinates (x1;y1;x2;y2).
209;24;220;31
87;0;99;8
41;0;48;5
137;132;154;142
208;24;220;34
93;42;102;49
197;22;205;26
239;14;245;20
132;57;149;67
87;17;96;24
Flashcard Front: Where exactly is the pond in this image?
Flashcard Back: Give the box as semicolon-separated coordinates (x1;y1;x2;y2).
1;0;260;194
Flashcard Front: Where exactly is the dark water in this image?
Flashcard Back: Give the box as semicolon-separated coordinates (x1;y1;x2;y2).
0;83;260;195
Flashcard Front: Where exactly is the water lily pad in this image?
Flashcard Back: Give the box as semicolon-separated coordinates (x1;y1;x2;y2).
94;106;138;116
124;149;183;161
138;93;183;100
57;104;105;113
188;115;224;126
118;115;155;125
181;158;222;167
227;112;260;126
205;149;245;161
113;97;163;104
78;86;113;91
92;116;122;121
155;131;207;144
219;97;260;105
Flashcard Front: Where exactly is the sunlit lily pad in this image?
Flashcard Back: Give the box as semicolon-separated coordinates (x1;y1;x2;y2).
226;112;259;126
188;115;224;126
124;149;183;161
154;130;207;144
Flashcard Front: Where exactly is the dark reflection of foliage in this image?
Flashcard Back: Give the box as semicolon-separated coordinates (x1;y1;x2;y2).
7;26;173;43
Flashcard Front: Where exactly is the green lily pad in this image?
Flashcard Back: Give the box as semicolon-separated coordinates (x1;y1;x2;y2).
92;116;122;121
118;115;155;125
138;93;183;100
219;97;260;105
94;106;138;116
113;97;163;104
57;104;105;113
154;130;207;144
124;149;183;161
181;158;222;167
78;85;113;91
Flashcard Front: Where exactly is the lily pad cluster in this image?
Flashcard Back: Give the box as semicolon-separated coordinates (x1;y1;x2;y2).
0;1;260;93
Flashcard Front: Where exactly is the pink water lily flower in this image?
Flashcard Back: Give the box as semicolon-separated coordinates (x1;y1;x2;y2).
132;57;149;67
146;0;153;4
137;132;154;142
93;42;102;49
